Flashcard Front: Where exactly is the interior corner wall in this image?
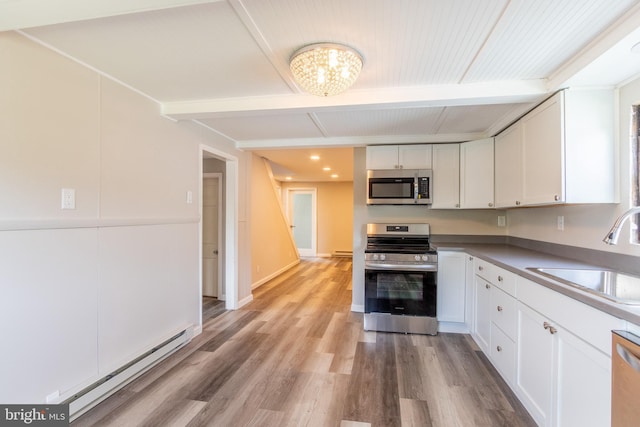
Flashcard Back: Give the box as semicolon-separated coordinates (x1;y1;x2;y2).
250;155;299;287
281;181;354;256
0;31;248;403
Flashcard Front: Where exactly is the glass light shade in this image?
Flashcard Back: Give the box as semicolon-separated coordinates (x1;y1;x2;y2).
290;43;363;97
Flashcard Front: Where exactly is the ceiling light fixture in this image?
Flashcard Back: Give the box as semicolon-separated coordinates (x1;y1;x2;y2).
310;155;320;160
323;167;331;171
290;43;363;97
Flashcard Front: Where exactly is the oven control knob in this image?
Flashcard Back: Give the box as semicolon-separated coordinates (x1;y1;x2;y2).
421;255;429;261
414;255;421;261
380;254;386;260
372;254;379;261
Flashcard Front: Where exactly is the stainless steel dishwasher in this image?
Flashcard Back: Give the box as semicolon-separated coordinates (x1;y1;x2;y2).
612;330;640;427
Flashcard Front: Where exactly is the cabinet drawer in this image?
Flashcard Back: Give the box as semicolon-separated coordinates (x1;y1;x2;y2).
493;267;517;296
491;286;517;339
490;323;516;386
517;277;625;355
475;258;493;281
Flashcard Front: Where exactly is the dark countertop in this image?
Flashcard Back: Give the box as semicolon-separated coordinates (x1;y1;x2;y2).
433;242;640;326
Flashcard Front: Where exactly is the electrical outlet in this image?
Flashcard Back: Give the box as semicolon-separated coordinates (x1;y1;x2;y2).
497;215;506;227
61;188;75;210
557;215;564;231
186;190;193;204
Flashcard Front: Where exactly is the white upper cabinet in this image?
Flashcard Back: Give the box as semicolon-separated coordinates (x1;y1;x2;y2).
495;122;524;208
460;138;494;209
431;144;460;209
521;89;616;205
366;144;432;170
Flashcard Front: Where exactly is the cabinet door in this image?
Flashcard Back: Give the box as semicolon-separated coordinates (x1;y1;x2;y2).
431;144;460;209
460;138;494;209
437;251;466;323
521;93;564;205
554;328;611;427
495;122;523;208
366;146;399;169
516;302;554;427
473;276;492;354
465;255;475;332
399;144;432;169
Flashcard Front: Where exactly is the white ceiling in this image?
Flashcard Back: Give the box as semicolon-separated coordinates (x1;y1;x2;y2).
5;0;640;181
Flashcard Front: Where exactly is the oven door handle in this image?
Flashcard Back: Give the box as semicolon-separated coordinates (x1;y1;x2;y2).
365;262;438;272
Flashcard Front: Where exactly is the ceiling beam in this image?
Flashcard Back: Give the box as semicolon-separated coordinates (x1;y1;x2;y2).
0;0;222;31
236;133;488;150
162;79;549;120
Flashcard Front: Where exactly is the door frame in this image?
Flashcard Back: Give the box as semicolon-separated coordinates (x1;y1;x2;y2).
203;172;223;299
285;187;317;257
199;145;239;321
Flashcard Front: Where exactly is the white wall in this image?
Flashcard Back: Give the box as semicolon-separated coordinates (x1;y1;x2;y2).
0;32;250;403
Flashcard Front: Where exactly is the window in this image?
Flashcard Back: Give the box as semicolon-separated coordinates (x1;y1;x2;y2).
632;105;640;243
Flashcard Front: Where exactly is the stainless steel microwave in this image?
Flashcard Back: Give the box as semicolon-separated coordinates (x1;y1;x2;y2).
367;169;432;205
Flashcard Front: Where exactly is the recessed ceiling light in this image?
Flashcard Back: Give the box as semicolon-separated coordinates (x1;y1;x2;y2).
331;174;339;178
323;167;331;171
310;155;320;161
285;176;292;180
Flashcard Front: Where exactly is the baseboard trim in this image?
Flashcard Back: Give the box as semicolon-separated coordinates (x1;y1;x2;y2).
251;259;300;290
351;304;364;313
238;294;254;308
437;321;469;334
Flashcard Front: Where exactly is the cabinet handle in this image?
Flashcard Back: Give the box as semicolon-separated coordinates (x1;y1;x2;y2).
543;322;558;334
485;283;490;289
554;195;559;201
515;201;521;206
488;202;494;207
478;266;484;271
455;203;460;208
497;305;503;312
496;345;502;352
497;276;503;282
469;256;473;261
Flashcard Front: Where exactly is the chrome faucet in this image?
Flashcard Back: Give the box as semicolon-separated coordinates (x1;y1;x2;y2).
603;206;640;245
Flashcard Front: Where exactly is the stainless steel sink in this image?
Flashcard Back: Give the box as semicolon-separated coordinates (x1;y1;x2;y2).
528;267;640;305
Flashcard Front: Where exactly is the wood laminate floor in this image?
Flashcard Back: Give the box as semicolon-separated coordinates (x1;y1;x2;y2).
72;257;536;427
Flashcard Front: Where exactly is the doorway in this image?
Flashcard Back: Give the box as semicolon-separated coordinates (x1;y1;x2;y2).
286;188;317;257
200;145;239;325
202;173;222;299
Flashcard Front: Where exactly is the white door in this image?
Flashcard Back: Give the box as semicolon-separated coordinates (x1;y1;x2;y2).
202;176;221;298
288;189;317;257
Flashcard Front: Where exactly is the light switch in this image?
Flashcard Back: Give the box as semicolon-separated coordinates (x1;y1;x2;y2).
61;188;76;210
497;216;506;227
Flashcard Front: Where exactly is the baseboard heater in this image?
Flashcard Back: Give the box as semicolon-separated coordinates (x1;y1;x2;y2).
332;250;353;257
64;326;193;421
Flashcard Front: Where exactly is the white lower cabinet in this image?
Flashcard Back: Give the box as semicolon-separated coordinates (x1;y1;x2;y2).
469;258;625;427
516;301;612;427
437;251;466;323
516;302;555;426
473;275;492;353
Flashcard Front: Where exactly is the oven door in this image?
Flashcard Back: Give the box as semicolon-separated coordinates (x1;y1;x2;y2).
364;267;437;316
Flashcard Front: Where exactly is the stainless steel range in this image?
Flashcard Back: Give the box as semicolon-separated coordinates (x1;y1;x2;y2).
364;223;438;335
